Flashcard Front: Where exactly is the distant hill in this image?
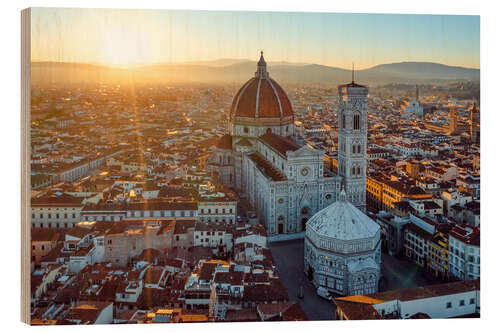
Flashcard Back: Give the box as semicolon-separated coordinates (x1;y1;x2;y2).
364;62;480;81
31;60;479;86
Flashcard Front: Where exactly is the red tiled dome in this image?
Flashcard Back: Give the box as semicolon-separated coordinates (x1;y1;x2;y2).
230;53;294;120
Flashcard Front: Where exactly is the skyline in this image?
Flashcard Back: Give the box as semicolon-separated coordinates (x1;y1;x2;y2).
31;8;480;69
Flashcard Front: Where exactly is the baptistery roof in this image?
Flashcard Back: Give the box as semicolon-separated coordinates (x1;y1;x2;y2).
307;190;380;242
230;52;294;120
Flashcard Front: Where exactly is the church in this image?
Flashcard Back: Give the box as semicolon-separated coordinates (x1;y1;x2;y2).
401;85;424;117
206;52;369;241
304;188;381;296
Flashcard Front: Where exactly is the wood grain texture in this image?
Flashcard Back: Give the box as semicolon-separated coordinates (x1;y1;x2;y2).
21;7;31;325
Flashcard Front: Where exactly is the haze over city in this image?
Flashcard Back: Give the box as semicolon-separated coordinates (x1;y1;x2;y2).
31;8;479;69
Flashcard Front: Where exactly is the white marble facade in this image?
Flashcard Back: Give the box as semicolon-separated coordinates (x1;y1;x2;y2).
304;190;381;296
207;56;369;239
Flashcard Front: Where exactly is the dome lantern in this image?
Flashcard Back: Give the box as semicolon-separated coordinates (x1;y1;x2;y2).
255;51;269;79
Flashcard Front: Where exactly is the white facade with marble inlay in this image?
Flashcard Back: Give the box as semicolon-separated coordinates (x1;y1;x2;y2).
304;190;381;296
206;54;370;241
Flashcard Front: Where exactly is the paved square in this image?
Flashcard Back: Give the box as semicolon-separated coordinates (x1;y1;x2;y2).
269;239;442;321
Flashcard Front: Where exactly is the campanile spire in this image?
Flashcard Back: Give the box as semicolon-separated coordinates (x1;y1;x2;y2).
352;62;355;83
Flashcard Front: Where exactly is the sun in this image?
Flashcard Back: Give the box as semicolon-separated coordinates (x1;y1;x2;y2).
97;26;149;68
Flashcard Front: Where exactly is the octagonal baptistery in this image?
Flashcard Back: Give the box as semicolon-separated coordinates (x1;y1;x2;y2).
304;190;381;296
229;52;295;141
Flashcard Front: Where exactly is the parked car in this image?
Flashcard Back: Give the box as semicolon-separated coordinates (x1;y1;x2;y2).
297;283;304;299
316;286;332;300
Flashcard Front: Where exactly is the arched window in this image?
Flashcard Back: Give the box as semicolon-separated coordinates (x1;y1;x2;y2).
357;145;361;154
342;114;346;129
243;126;249;133
351;167;355;176
357;166;360;175
354;114;360;130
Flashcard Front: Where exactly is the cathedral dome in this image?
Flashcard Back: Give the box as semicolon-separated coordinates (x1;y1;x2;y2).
230;52;294;121
306;190;380;243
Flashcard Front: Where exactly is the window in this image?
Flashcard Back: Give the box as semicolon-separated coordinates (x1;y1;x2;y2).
244;127;249;133
354;114;360;130
470;298;475;305
342;114;346;129
459;300;465;306
32;213;35;219
446;302;452;308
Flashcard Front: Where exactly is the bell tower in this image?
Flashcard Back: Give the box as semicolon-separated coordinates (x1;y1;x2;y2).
337;65;368;211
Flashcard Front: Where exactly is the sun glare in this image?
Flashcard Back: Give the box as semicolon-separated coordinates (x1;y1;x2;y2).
97;26;150;67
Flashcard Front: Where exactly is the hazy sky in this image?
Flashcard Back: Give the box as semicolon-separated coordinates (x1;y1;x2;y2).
31;8;480;69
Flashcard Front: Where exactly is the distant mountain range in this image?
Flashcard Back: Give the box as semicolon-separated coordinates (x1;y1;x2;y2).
31;60;479;86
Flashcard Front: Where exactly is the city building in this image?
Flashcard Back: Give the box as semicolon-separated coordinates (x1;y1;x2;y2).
448;106;458;135
304;189;381;296
427;231;450;279
334;279;480;320
449;225;480;281
31;193;84;229
470;101;480;144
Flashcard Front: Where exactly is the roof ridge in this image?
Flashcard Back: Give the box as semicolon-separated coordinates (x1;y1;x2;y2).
232;78;255;119
256;78;262;118
266;77;283;118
